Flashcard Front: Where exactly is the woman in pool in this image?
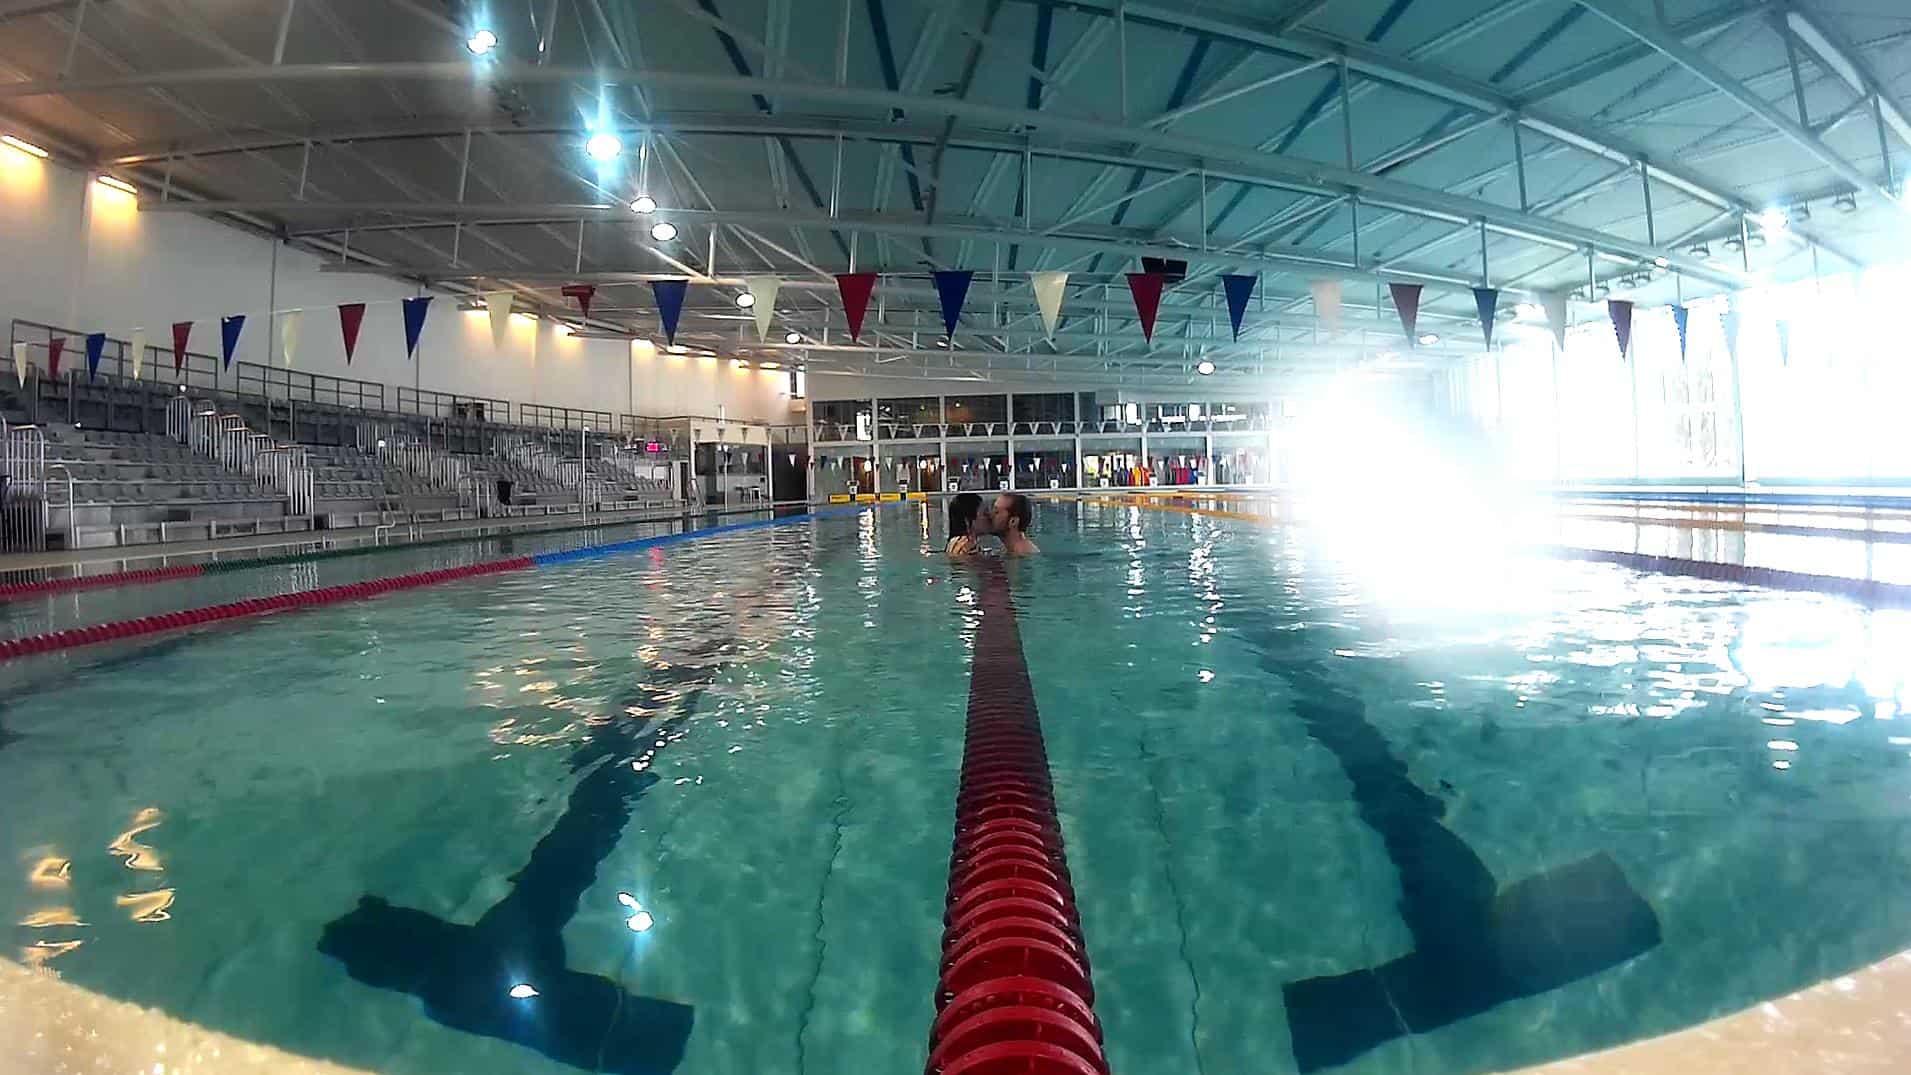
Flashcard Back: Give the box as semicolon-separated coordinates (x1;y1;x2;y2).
946;492;991;556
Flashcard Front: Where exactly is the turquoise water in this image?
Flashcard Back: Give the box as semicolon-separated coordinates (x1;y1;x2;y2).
3;502;1910;1074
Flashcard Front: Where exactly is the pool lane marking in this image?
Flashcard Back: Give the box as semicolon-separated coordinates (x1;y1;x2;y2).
1085;497;1911;607
0;507;874;662
927;563;1112;1074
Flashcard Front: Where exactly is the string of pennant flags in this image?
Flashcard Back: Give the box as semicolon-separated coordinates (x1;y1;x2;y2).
11;268;1765;388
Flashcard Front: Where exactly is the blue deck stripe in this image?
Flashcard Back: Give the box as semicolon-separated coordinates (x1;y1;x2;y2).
529;506;871;567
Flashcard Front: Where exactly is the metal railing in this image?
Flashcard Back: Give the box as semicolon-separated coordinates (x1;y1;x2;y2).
1;417;48;551
356;419;497;514
236;362;387;411
177;401;316;518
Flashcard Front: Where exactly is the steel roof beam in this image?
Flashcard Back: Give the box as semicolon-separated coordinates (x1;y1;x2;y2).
1783;5;1911;157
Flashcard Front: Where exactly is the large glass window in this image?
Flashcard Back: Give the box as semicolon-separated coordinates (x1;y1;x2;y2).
1081;440;1143;487
1014;444;1077;489
1147;436;1208;486
812;399;872;442
1012;393;1075;430
877;396;941;431
814;446;875;497
946;442;1010;491
884;449;942;495
945;395;1008;432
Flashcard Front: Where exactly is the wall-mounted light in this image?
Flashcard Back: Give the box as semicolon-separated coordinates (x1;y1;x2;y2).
649;221;678;242
629;194;656;214
0;134;48;158
585;132;622;162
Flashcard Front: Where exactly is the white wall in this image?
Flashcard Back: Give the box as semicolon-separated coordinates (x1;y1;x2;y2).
0;149;795;424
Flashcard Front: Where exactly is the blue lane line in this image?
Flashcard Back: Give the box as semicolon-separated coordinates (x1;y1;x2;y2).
529;506;871;567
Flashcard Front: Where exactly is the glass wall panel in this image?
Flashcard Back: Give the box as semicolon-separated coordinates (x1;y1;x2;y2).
947;441;1010;491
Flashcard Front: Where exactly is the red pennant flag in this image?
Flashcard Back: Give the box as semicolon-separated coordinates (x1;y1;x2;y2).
170;321;192;373
835;272;877;342
561;284;596;320
1126;272;1165;343
46;336;64;379
1389;282;1424;344
338;303;367;364
1608;299;1635;358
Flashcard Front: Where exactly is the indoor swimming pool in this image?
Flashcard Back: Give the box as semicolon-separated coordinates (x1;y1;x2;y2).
3;500;1909;1075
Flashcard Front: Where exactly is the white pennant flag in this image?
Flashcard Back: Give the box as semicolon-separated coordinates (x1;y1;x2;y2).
1542;290;1570;351
1309;279;1342;335
485;290;515;347
129;328;146;381
280;310;303;367
12;341;26;386
745;276;781;341
1030;271;1069;340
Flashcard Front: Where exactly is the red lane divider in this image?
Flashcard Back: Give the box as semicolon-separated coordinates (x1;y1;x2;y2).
928;567;1110;1075
0;557;534;662
0;563;206;601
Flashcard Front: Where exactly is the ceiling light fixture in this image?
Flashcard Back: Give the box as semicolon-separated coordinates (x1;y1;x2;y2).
759;361;781;370
0;134;48;158
1757;207;1789;232
1833;192;1858;214
465;28;498;55
666;344;687;355
1514;302;1544;321
585;132;622;162
95;175;137;196
629;194;656;214
1688;242;1711;258
734;292;755;309
1416;332;1440;346
1195;359;1216;376
1652;256;1670;268
784;331;803;344
648;221;678;242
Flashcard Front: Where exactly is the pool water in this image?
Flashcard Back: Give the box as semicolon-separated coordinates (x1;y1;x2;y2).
4;501;1910;1075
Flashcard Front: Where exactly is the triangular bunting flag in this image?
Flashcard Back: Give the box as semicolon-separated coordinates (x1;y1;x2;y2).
561;283;596;320
171;321;192;374
745;276;781;341
1473;288;1500;348
651;279;688;347
11;341;25;386
1542;290;1569;351
1126;272;1166;343
1030;272;1068;341
47;336;65;379
401;296;431;359
129;328;145;381
485;290;514;347
1775;319;1791;367
1310;279;1342;335
338;303;366;364
281;309;302;368
835;273;877;342
1720;307;1742;366
220;315;245;369
1389;283;1424;344
1607;299;1635;358
932;270;974;338
84;332;106;381
1221;274;1256;341
1671;305;1691;363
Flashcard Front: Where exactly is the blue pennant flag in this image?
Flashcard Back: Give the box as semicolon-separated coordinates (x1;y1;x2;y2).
1473;288;1500;348
932;270;974;337
1671;305;1690;363
401;295;432;359
220;315;245;369
651;279;688;346
1220;274;1257;341
84;332;106;381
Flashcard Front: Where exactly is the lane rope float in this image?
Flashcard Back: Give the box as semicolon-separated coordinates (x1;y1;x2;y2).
927;565;1110;1075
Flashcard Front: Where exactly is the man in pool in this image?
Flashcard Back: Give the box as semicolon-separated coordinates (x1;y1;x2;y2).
946;492;991;556
991;493;1040;556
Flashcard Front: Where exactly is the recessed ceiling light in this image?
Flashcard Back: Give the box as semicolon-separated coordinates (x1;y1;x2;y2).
585;132;622;162
465;28;498;55
1195;359;1216;376
1416;332;1440;346
0;134;48;158
734;292;755;309
784;331;803;344
649;221;678;242
629;194;656;214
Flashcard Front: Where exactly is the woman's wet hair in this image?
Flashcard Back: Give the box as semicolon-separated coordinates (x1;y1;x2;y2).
948;492;984;537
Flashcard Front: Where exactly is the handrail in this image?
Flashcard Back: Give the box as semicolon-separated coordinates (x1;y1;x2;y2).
1;420;48;551
357;419;497;515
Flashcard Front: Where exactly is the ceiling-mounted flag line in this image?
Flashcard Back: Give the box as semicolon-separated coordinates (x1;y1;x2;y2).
171;322;192;374
651;279;688;347
485;291;514;347
338;304;366;364
281;309;303;368
1220;274;1256;341
745;276;780;341
1126;272;1166;343
129;328;145;381
1030;271;1068;341
1389;283;1424;344
1542;290;1569;351
1607;299;1635;359
84;332;106;381
220;315;245;369
401;296;432;359
1671;305;1690;362
47;336;64;379
1473;288;1500;348
1310;279;1342;335
932;270;974;338
561;283;596;320
836;273;877;342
